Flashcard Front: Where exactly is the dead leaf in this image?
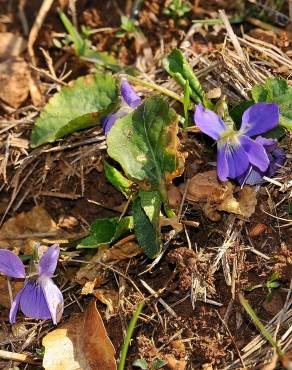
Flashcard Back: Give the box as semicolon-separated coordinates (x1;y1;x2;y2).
42;300;116;370
160;216;183;233
0;205;58;253
249;224;267;237
164;354;186;370
207;87;221;99
167;184;182;210
107;242;143;260
0;57;30;108
185;171;257;220
261;353;278;370
93;289;119;320
218;187;257;218
0;276;23;308
75;243;142;289
0;33;27;59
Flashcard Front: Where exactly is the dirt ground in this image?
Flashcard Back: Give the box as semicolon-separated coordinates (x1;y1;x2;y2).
0;0;291;369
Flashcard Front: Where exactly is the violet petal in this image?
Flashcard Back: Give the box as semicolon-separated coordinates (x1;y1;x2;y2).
9;288;23;323
103;110;128;135
217;144;229;181
41;277;64;325
225;144;249;178
194;104;226;140
240;135;269;172
19;281;51;320
0;250;25;278
39;244;60;278
241;102;279;137
120;80;141;108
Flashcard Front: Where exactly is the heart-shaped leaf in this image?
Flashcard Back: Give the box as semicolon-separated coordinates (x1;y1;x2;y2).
107;95;184;201
30;72;118;147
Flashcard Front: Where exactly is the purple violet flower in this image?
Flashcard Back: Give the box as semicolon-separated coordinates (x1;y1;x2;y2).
238;137;286;185
103;80;141;135
0;244;63;324
194;102;280;181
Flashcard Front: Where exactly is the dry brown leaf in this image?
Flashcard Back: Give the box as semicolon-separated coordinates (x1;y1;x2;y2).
76;243;142;289
249;223;267;237
0;205;58;253
0;276;23;308
185;170;257;220
165;354;186;370
42;300;116;370
0;32;27;59
0;57;30;108
107;242;143;260
218;187;257;218
167;184;182;210
93;289;119;320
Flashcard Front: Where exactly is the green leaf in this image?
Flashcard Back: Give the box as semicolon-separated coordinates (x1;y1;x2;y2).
132;359;148;369
152;358;168;370
183;80;190;128
58;11;85;55
163;48;204;103
30;72;118;147
139;189;161;226
103;160;133;197
251;78;292;131
107;95;184;201
77;216;134;249
133;196;161;258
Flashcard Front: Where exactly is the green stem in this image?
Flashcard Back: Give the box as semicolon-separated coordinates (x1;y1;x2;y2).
124;75;184;104
118;301;144;370
239;294;284;358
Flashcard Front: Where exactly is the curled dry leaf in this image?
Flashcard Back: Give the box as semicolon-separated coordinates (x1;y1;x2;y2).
0;206;57;253
0;57;30;108
185;170;257;220
0;32;27;59
42;300;116;370
93;289;119;320
249;223;267;237
167;184;183;210
164;354;186;370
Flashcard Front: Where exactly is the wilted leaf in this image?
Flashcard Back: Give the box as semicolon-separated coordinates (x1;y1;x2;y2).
42;300;116;370
107;96;184;201
252;78;292;131
103;160;133;197
185;171;257;220
0;33;26;59
0;206;57;253
77;216;134;249
30;72;118;147
0;57;30;108
163;48;204;104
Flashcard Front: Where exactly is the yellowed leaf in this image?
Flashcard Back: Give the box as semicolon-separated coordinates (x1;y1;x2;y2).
164;354;186;370
42;300;116;370
0;206;57;253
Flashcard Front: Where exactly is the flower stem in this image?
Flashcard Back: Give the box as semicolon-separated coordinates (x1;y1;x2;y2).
118;301;144;370
124;75;184;104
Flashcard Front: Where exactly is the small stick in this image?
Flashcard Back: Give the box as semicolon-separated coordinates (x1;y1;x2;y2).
219;9;246;61
0;349;41;365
